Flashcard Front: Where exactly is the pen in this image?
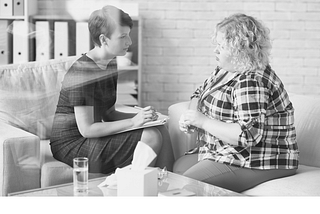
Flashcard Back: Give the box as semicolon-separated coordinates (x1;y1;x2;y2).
172;191;181;195
134;106;157;111
134;106;144;110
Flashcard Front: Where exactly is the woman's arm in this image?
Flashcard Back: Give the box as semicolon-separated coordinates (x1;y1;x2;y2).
74;106;154;138
182;110;242;146
184;76;268;147
103;105;137;121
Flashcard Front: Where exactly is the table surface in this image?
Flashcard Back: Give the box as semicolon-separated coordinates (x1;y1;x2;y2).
9;171;243;197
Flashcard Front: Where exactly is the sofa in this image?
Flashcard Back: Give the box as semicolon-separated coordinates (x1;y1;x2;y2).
2;55;320;197
0;56;141;196
168;93;320;196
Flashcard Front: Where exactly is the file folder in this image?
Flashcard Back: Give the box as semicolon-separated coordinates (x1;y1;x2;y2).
0;0;13;17
35;21;51;61
76;22;90;56
0;20;12;64
13;0;24;16
54;21;69;59
12;20;28;63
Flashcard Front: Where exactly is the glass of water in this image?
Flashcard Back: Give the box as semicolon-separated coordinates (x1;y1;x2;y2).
73;157;88;193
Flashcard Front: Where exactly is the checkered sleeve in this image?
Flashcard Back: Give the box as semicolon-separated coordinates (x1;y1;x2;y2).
233;75;269;147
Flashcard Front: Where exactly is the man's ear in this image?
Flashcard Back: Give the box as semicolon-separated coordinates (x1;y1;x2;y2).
99;34;108;45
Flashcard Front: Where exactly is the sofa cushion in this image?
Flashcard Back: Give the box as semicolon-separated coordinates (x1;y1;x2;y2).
0;56;78;139
41;161;74;187
41;160;106;188
242;165;320;196
289;94;320;168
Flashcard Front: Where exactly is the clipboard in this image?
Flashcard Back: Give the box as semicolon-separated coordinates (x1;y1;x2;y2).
158;188;196;197
115;113;169;134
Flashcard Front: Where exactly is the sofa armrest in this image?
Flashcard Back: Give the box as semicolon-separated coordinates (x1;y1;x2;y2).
168;101;197;160
0;122;41;196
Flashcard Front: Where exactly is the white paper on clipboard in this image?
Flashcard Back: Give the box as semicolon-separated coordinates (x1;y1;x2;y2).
115;113;169;134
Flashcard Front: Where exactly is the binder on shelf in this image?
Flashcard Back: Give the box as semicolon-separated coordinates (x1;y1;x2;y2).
0;0;13;17
0;20;12;64
12;20;28;63
35;21;51;61
76;22;90;56
54;21;69;59
13;0;24;16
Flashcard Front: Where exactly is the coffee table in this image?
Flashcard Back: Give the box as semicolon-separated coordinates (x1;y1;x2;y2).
8;171;242;196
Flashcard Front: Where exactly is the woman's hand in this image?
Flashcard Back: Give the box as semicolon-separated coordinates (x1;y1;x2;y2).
179;110;207;133
179;114;190;133
131;106;158;128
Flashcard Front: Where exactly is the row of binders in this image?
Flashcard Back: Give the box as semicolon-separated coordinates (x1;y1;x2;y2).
0;20;91;64
35;21;91;61
0;18;138;106
0;0;24;17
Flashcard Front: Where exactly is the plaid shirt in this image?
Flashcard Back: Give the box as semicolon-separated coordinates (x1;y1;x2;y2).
192;66;299;170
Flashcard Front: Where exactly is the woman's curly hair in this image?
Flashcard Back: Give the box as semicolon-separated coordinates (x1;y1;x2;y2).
213;13;272;72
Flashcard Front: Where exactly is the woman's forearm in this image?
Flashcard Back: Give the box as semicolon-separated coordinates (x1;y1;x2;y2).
105;110;136;121
75;106;137;138
201;117;242;146
190;98;241;145
83;119;134;138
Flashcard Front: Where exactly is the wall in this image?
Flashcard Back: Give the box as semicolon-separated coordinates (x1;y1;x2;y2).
38;0;320;114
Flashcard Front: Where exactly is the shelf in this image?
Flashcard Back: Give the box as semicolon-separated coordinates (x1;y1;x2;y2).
118;65;138;71
32;14;140;21
31;14;79;21
0;16;25;20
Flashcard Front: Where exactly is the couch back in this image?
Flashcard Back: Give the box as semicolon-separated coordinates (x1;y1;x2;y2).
289;93;320;168
0;56;78;139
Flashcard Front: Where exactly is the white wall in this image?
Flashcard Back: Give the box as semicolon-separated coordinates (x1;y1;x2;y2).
38;0;320;113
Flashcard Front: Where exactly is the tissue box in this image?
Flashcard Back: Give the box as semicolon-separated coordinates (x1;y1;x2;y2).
117;165;158;196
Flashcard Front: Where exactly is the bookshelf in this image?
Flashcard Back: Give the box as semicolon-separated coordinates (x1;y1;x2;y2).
0;0;37;20
0;1;141;106
30;14;142;106
0;0;37;64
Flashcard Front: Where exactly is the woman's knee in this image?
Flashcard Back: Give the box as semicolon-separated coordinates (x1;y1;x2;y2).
140;127;162;153
173;154;198;175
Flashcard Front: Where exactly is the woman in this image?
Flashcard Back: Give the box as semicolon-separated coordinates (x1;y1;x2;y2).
175;13;299;192
50;5;174;174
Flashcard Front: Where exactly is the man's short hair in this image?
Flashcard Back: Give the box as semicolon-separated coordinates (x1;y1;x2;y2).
88;5;133;47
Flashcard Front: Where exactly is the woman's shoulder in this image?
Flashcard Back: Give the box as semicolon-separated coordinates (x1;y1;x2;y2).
236;65;283;90
67;55;101;74
72;54;95;66
238;65;274;81
62;55;98;87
